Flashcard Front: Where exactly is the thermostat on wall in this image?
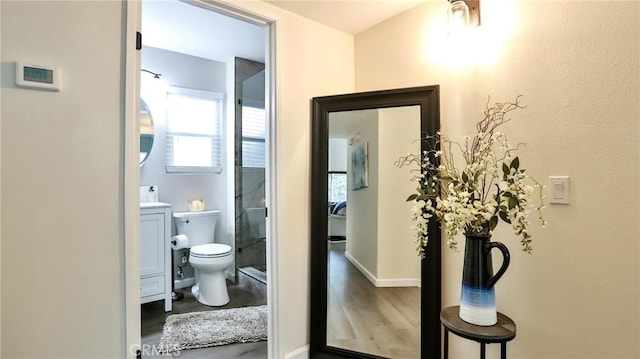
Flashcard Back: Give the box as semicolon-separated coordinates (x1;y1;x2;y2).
15;62;61;91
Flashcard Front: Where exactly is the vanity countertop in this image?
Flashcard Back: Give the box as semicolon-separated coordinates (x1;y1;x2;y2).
140;202;172;209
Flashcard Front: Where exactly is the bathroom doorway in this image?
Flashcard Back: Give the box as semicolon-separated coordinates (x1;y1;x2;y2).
130;0;275;358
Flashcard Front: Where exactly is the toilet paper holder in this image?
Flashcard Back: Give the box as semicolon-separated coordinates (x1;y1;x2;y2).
171;234;189;250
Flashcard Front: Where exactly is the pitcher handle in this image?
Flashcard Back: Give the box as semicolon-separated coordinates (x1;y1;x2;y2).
486;241;511;288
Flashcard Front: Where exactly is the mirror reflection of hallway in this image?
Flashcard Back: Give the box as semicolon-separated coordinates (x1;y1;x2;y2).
326;106;422;358
328;241;420;358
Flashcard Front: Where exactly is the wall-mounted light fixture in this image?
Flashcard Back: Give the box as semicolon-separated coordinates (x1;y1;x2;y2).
448;0;480;33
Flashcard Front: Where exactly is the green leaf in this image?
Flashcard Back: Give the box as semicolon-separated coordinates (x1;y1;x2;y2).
508;196;518;209
490;215;499;230
461;171;468;183
502;163;510;176
407;194;419;201
499;210;511;224
510;157;520;170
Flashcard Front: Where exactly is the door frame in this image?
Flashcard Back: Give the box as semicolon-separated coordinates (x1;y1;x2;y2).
123;1;277;357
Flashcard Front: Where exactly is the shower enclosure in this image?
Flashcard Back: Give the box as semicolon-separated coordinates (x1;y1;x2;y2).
235;58;267;285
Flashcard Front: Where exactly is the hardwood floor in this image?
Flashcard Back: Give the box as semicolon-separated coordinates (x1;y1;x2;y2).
327;242;420;358
141;280;267;358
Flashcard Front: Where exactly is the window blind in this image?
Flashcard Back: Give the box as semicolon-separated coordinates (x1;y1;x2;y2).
165;88;224;173
241;105;266;168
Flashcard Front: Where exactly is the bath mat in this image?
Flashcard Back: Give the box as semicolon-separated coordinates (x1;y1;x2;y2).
158;305;267;354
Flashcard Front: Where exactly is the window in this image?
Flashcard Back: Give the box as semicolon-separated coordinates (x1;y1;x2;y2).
242;105;266;168
165;88;224;173
328;172;347;203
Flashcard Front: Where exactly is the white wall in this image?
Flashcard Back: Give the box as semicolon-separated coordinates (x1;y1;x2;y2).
340;110;379;276
328;138;347;172
333;107;421;286
140;46;232;281
377;106;421;283
1;1;124;357
356;1;639;358
140;46;227;216
140;46;228;213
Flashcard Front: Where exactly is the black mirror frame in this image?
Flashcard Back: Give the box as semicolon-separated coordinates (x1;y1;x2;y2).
310;86;442;359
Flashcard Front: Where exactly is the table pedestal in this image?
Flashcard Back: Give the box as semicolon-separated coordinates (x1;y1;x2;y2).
440;306;516;359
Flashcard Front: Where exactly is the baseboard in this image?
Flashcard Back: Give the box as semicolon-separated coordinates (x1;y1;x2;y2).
376;277;420;287
344;251;377;286
284;345;309;359
344;251;419;288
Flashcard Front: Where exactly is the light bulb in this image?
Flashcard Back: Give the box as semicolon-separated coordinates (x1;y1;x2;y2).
448;0;470;34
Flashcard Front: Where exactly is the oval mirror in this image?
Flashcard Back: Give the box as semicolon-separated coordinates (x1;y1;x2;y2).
139;99;155;165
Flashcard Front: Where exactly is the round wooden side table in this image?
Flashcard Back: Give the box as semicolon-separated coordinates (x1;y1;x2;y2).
440;306;516;359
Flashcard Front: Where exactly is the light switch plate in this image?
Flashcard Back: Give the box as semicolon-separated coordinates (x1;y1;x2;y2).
548;176;570;204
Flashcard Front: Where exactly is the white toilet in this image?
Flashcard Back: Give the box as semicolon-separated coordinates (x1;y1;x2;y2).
173;210;233;306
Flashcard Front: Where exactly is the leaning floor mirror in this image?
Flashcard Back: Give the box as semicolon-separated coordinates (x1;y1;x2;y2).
310;86;442;359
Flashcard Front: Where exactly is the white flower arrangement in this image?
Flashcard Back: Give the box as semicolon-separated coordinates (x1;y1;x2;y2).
395;96;547;258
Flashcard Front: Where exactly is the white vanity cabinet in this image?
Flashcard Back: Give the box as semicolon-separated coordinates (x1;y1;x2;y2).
140;203;172;312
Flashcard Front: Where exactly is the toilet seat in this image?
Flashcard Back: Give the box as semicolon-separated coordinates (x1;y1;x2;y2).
190;243;231;258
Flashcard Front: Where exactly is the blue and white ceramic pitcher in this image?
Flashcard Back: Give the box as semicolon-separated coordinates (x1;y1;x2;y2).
459;234;511;326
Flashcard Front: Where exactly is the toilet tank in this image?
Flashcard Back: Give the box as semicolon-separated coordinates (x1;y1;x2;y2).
173;210;220;248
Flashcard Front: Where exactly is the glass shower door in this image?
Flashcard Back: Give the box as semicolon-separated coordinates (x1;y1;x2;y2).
235;61;267;284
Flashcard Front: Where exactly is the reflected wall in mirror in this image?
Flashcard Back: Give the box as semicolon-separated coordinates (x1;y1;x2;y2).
310;86;441;359
327;106;421;358
139;99;155;165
